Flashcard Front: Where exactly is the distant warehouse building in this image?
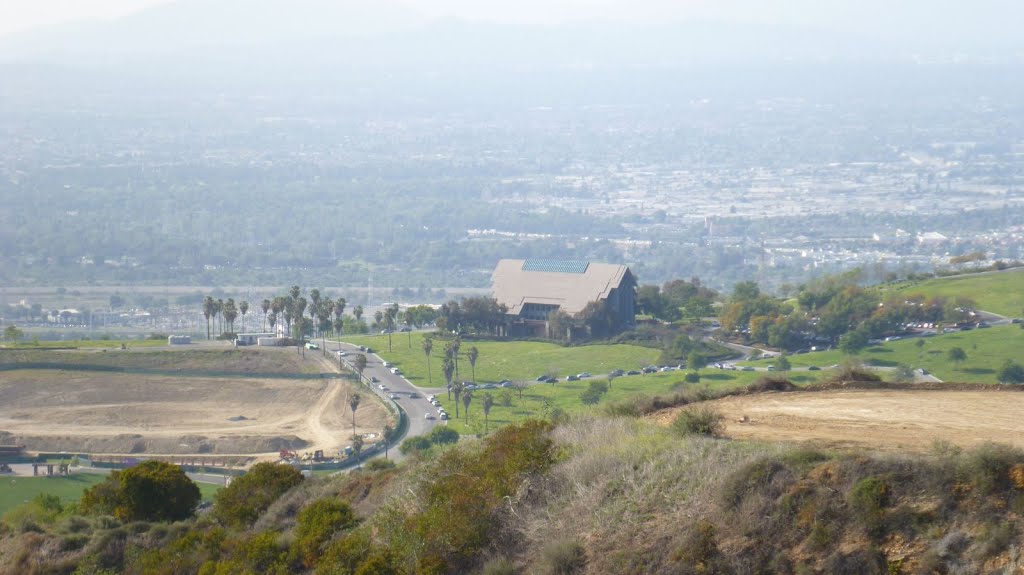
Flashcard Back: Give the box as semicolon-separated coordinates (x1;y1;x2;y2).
491;259;637;339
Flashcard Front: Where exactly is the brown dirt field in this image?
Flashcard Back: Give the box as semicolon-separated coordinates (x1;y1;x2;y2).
0;367;387;457
651;389;1024;451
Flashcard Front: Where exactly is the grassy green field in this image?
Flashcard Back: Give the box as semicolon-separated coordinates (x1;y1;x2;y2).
742;324;1024;384
339;332;662;386
881;269;1024;318
0;472;222;517
427;367;828;435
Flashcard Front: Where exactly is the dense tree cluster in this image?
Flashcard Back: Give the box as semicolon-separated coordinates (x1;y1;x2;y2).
80;460;200;522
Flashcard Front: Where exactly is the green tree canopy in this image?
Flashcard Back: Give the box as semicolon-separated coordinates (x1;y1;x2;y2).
82;460;200;522
213;462;304;527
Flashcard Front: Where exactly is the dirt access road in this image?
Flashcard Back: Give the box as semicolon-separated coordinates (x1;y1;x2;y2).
655;389;1024;452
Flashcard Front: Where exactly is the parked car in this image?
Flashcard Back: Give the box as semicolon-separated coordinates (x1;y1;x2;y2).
610;369;625;377
808;366;821;371
370;376;380;383
742;366;755;372
627;370;641;376
439;413;449;420
390;394;399;400
425;413;434;420
390;367;401;375
483;383;497;389
382;361;392;367
378;384;387;390
536;375;549;382
577;372;591;378
305;342;319;350
544;377;558;384
566;374;580;381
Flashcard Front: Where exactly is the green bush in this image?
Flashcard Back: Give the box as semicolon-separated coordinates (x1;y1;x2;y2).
81;460;200;522
293;498;358;568
400;435;433;454
684;371;700;383
317;530;372;575
848;476;890;534
671;406;725;437
213;462;304;527
960;443;1024;496
428;426;460;446
364;458;396;472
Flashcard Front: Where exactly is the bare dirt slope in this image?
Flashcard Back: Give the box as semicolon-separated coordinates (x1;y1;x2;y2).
654;389;1024;451
0;367;386;456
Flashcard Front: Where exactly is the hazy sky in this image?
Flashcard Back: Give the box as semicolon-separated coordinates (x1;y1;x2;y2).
0;0;1015;45
0;0;875;38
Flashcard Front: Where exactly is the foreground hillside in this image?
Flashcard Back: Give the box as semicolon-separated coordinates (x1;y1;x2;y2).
5;397;1024;574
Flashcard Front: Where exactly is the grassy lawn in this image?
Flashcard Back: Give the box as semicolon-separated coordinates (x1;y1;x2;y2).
880;269;1024;318
338;332;662;387
428;368;817;435
742;325;1024;384
0;472;222;517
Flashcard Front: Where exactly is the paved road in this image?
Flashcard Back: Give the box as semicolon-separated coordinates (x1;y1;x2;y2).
332;341;442;460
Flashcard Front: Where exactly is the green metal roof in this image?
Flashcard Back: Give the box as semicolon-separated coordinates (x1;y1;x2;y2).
521;259;590;274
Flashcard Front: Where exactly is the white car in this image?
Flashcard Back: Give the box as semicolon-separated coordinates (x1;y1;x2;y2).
390;367;401;375
425;413;434;420
383;361;392;367
378;384;387;390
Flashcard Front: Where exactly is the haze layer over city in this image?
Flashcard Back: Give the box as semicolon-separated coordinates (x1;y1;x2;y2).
1;0;1022;293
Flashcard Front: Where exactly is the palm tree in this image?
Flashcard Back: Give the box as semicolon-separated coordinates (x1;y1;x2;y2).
452;337;462;377
351;434;363;468
349;393;361;438
467;346;479;382
482;393;494;434
271;297;286;335
462;390;473;423
353;354;368;383
443;356;455;400
353;305;364;323
404;311;414;348
334;297;347;337
382;424;395;459
423;337;434;385
261;299;271;332
309;289;322;337
223;298;238;333
202;296;215;340
215;299;224;337
239;300;249;333
293;297;307;342
452;381;464;418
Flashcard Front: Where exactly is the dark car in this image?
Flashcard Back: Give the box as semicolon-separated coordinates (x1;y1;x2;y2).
610;369;625;377
566;374;580;381
544;377;558;384
536;375;549;382
627;370;642;376
808;366;821;371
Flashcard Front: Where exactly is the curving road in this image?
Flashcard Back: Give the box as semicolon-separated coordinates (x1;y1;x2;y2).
332;341;442;460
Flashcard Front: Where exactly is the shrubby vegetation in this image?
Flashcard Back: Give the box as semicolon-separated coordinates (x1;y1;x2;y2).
8;403;1024;573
